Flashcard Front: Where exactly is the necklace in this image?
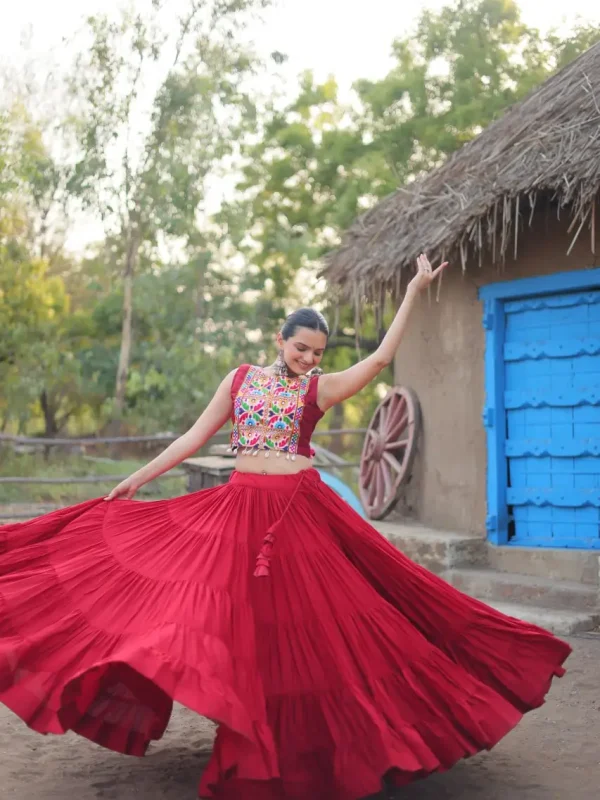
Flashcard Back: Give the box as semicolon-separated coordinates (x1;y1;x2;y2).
272;350;323;378
272;349;294;377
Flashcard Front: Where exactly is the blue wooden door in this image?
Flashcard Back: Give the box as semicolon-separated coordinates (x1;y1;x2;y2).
504;289;600;548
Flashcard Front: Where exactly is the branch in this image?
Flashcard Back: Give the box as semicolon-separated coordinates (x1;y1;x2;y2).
174;2;204;67
123;45;146;205
56;406;78;431
136;3;205;187
327;335;381;352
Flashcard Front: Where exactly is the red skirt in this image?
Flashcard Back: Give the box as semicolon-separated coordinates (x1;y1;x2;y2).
0;468;571;799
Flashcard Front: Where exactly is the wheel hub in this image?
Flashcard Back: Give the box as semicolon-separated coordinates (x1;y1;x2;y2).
372;433;385;461
359;386;422;520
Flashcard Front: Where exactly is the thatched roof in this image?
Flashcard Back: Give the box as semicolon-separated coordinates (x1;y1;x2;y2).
324;42;600;297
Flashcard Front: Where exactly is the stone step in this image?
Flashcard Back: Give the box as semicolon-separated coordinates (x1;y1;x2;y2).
483;601;600;636
487;543;599;586
373;521;487;573
443;567;598;612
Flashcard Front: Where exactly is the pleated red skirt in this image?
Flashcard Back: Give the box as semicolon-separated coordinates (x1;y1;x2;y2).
0;468;571;799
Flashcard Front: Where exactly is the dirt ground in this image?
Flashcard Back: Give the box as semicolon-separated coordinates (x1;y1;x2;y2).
1;635;599;800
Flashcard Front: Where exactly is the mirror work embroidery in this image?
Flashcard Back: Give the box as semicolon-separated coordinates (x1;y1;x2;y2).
230;367;310;460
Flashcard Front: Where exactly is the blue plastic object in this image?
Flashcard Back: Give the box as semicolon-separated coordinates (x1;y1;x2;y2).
317;470;366;518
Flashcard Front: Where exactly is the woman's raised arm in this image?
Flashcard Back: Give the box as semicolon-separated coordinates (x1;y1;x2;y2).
317;254;447;411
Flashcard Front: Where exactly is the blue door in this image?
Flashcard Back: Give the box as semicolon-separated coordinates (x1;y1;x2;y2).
503;289;600;548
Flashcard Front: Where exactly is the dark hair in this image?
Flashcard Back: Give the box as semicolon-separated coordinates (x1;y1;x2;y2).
281;307;329;340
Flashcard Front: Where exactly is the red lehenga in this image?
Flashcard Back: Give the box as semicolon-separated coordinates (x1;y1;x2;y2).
0;366;571;800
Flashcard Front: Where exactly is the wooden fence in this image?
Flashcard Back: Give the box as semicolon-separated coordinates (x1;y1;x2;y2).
0;429;365;488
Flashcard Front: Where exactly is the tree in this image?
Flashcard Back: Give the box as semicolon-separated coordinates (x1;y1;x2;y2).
228;1;600;299
217;0;600;430
0;106;107;437
355;0;600;179
0;238;68;432
66;0;272;431
5;0;599;439
95;258;266;431
0;111;15;198
217;73;385;306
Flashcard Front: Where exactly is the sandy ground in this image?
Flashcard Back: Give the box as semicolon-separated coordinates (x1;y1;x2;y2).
1;635;599;800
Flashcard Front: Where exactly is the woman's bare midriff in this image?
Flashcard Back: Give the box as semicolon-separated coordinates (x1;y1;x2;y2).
234;453;314;475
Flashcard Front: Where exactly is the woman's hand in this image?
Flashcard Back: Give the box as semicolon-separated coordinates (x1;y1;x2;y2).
317;253;449;410
407;253;448;293
104;475;142;501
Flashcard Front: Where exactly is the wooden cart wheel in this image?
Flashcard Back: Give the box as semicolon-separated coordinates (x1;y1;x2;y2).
359;386;421;520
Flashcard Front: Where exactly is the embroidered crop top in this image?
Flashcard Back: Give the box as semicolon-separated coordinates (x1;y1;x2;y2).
229;364;324;460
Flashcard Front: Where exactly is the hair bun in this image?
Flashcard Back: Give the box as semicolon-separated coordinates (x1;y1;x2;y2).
281;308;329;340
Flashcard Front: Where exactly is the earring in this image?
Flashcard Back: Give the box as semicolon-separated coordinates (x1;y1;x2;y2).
273;349;289;377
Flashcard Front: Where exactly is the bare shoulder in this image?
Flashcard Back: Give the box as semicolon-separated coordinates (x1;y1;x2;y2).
314;371;330;389
315;372;335;412
212;368;238;401
224;367;239;385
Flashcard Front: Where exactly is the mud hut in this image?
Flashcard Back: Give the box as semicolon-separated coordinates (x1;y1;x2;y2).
325;43;600;552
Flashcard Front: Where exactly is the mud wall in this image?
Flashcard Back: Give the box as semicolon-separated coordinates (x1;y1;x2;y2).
391;209;599;534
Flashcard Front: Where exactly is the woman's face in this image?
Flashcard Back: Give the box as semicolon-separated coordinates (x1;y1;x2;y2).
277;327;327;375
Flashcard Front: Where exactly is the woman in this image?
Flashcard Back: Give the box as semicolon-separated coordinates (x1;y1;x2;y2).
0;254;570;800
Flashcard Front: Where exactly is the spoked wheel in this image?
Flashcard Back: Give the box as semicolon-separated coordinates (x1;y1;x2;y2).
359;386;421;520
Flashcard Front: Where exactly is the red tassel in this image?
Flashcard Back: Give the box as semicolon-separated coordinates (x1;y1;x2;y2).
254;530;277;578
253;471;310;579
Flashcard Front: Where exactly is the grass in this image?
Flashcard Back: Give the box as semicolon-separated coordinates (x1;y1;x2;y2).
0;445;363;508
0;450;187;505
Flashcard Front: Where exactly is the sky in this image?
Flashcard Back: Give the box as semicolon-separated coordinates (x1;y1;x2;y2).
3;0;600;93
1;0;599;251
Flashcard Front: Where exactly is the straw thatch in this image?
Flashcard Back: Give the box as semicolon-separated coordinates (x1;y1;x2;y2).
324;42;600;298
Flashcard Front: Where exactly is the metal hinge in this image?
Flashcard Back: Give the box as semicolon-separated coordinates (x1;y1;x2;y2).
482;301;495;330
482;407;494;428
486;514;497;533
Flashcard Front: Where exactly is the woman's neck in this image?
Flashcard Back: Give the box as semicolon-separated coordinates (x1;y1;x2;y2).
264;362;305;378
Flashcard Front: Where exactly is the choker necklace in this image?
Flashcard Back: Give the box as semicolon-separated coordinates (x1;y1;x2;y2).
271;351;323;378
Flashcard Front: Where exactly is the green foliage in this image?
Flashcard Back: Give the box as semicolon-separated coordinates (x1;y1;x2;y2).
118;264;266;430
214;0;599;429
0;112;17;195
61;0;275;425
0;240;111;435
0;241;65;426
229;0;599;309
66;0;272;249
356;0;600;175
219;70;377;303
0;451;185;503
2;0;600;452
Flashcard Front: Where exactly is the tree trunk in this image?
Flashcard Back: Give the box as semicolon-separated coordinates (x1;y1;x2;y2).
40;389;59;461
327;335;381;353
40;390;59;437
195;259;205;326
111;229;139;433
